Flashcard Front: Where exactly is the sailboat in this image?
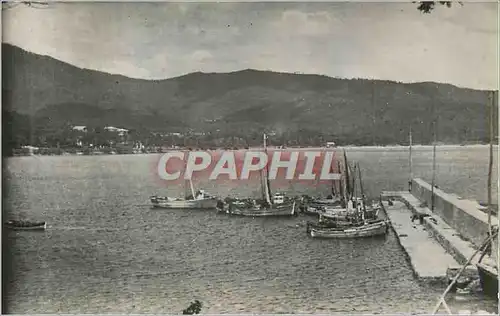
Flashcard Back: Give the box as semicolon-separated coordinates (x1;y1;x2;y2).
476;90;499;299
307;156;388;238
220;133;296;217
301;150;343;216
317;153;379;223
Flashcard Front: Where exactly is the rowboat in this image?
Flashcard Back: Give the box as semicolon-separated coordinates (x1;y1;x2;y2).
476;261;498;299
4;220;47;231
309;219;388;239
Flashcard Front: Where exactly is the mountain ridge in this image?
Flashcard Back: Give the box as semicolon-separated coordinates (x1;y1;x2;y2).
2;43;496;147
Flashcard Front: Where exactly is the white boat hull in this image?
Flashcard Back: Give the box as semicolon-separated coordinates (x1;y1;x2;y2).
310;220;388;239
151;198;218;209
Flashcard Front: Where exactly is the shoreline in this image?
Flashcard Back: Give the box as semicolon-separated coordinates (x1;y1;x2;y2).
6;143;497;158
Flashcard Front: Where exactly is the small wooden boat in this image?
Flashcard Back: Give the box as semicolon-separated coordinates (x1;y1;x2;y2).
320;201;380;222
151;195;218;209
226;199;296;217
301;157;344;216
302;196;343;215
4;220;47;231
476;262;498;299
151;183;218;209
309;219;388;239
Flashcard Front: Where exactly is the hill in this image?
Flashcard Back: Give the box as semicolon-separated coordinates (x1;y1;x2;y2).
2;43;496;148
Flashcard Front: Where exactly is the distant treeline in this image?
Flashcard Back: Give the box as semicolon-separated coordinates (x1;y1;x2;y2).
2;109;493;157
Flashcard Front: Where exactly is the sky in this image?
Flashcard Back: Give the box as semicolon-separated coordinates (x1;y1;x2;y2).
2;1;498;90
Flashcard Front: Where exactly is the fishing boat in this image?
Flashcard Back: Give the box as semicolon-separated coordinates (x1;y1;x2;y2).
309;220;388;239
4;220;47;231
226;196;297;217
309;219;388;239
308;153;388;239
300;154;344;215
221;134;296;217
319;199;380;222
302;195;343;215
150;180;218;209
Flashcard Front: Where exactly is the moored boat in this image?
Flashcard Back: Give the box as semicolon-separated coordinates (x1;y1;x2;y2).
4;220;47;231
300;156;344;215
227;198;296;217
151;186;218;210
220;134;297;217
309;219;388;239
319;199;380;222
302;196;343;215
476;261;498;299
307;151;388;239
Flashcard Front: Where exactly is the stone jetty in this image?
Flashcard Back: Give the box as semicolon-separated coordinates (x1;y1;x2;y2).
380;178;498;288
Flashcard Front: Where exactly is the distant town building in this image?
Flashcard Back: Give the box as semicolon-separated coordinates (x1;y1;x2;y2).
167;132;182;137
72;126;87;132
21;145;39;155
326;142;336;148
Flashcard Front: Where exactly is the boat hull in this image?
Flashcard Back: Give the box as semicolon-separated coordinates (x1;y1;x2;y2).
309;220;388;239
303;199;343;215
151;198;218;209
477;262;499;299
227;201;296;217
4;222;46;231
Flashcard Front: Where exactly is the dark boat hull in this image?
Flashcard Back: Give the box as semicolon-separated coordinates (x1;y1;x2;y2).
477;262;499;299
4;222;46;231
226;201;296;217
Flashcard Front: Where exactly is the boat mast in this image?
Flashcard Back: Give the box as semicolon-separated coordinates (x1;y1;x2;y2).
351;163;357;201
328;148;336;196
263;133;272;205
409;126;413;192
431;120;437;211
259;169;266;201
357;162;367;215
487;90;494;240
338;161;344;202
343;150;351;200
183;156;196;199
342;162;348;208
189;179;196;199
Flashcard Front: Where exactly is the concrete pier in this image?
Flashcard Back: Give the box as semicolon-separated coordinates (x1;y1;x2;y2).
411;178;498;265
381;199;459;283
381;179;498;289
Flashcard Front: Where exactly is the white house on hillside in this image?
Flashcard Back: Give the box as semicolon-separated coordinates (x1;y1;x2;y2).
104;126;129;136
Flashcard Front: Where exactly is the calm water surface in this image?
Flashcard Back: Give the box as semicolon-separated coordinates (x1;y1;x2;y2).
3;146;498;313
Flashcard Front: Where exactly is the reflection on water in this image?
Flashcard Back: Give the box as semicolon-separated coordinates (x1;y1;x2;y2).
3;146;498;313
